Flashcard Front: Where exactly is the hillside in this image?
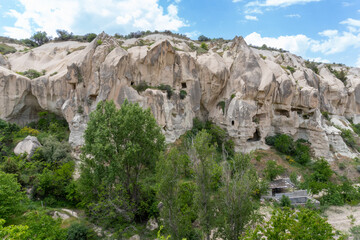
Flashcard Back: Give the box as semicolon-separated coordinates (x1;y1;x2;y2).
1;32;360;162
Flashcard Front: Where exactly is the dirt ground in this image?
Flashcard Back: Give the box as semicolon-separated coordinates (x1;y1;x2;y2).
324;205;360;233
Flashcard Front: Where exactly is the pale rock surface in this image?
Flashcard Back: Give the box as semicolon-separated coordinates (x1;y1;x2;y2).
128;234;140;240
2;33;360;160
14;136;41;158
146;218;159;231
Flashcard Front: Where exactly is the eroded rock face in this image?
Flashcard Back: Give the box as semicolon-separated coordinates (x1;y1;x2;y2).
2;33;360;160
14;136;41;158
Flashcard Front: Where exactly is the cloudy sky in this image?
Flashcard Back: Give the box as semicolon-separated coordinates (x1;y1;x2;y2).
1;0;360;67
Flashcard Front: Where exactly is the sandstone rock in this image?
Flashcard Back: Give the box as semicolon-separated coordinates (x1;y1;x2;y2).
14;136;41;158
146;218;159;231
1;33;360;160
129;234;140;240
52;211;70;220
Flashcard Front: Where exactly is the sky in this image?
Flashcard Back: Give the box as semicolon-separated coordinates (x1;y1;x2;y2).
0;0;360;67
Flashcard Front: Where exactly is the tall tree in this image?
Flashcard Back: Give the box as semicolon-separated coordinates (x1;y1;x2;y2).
217;153;261;239
191;130;217;240
79;100;165;221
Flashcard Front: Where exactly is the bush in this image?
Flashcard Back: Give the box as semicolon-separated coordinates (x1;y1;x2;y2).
158;84;173;99
280;195;292;207
17;69;42;79
85;33;97;42
133;81;150;92
96;40;103;45
0;171;26;220
180;90;187;99
264;160;285;181
274;134;294;155
305;60;319;74
0;43;16;54
321;111;331;121
200;42;208;51
67;222;92;240
340;128;358;151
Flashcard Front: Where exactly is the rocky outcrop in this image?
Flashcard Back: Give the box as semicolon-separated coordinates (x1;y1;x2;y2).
14;136;41;158
2;33;360;160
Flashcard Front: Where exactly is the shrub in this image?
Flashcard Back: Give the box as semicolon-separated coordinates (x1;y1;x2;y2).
259;54;266;60
200;42;208;51
158;84;173;99
274;134;294;155
0;43;16;54
133;81;150;92
217;101;226;115
17;69;42;79
264;160;285;181
321;111;331;121
96;40;103;45
305;60;319;74
180;90;187;99
30;31;50;46
280;195;292;207
340;128;358;151
85;33;97;42
67;222;92;240
286;66;295;74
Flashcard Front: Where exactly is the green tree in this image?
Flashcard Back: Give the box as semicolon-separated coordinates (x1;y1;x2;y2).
156;148;197;240
30;31;50;46
56;29;73;41
0;171;26;220
79;100;165;222
242;208;336;240
85;33;97;42
192;130;217;240
0;219;30;239
217;153;260;240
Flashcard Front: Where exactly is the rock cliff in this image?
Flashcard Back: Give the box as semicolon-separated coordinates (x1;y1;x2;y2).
1;32;360;160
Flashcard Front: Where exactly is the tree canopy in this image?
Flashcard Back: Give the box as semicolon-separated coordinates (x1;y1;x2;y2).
79;100;165;222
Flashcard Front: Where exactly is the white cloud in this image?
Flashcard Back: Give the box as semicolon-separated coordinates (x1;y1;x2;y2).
341;18;360;28
3;0;187;39
309;57;330;63
356;56;360;67
245;15;258;21
245;17;360;59
246;0;321;8
285;14;301;18
244;32;314;56
185;30;201;39
319;30;338;37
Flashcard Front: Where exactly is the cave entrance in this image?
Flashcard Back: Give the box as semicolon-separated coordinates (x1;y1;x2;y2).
247;128;261;142
181;82;187;89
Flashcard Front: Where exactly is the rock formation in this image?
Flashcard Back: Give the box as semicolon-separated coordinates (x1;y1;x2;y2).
14;135;41;158
1;33;360;160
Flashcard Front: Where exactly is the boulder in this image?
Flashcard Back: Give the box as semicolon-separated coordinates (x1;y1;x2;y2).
146;218;159;231
14;136;41;158
129;234;140;240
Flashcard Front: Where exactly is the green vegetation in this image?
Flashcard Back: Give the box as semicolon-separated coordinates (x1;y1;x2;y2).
259;54;266;60
200;42;209;51
180;90;187;99
0;43;16;55
79;100;165;225
16;69;44;79
242;208;338;240
132;82;174;99
217;101;226;115
327;65;347;83
265;134;311;165
31;31;50;46
322;111;331;121
305;60;319;74
249;43;288;53
264;160;285;181
198;35;210;41
96;40;103;45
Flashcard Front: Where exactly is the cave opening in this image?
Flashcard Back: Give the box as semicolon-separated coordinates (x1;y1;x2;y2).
247;128;261;142
181;82;187;89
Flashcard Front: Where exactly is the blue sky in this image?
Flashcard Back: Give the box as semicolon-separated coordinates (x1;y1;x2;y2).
1;0;360;67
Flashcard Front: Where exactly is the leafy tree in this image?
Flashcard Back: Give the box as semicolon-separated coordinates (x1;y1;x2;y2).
242;208;336;240
191;130;217;240
156;148;197;239
217;153;261;240
85;33;97;42
0;219;30;239
30;31;50;46
21;38;38;47
0;171;26;220
198;35;210;41
79;100;165;222
56;29;73;41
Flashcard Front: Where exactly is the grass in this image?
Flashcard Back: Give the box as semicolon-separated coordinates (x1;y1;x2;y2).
0;43;16;54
